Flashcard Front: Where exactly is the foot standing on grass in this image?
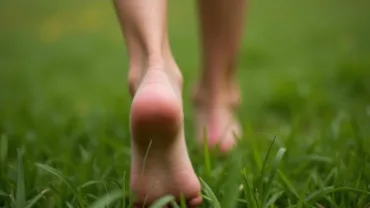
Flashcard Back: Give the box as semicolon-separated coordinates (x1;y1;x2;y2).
114;0;246;206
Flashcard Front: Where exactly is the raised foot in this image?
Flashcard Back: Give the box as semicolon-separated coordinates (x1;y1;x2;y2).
193;86;242;153
130;68;202;207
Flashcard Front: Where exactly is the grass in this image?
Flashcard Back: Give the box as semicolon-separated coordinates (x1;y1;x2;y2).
1;0;370;207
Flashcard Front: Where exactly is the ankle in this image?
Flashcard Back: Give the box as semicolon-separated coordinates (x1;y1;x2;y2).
148;55;183;91
193;82;239;108
128;66;142;97
127;54;163;97
147;53;165;68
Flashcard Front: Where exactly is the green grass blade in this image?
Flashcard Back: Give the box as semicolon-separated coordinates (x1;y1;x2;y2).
86;194;98;200
149;195;176;208
10;194;16;207
260;136;276;196
355;167;363;189
203;127;212;177
122;171;126;208
305;187;370;205
79;180;105;189
310;170;321;187
35;163;75;193
277;170;299;199
16;149;26;208
0;189;7;197
66;202;73;208
304;155;333;164
0;135;8;163
250;138;262;173
170;200;180;208
220;151;243;208
199;177;221;208
25;189;49;208
242;168;258;208
263;147;286;206
179;194;186;208
106;178;121;189
236;198;248;204
128;191;135;208
201;195;212;201
324;196;339;208
297;174;312;208
264;190;283;208
323;167;338;186
88;189;122;208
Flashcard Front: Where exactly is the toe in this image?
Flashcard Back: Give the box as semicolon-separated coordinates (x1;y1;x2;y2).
188;195;203;208
219;121;242;152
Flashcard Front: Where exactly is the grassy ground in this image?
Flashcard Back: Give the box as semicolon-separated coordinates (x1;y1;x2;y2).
1;0;370;207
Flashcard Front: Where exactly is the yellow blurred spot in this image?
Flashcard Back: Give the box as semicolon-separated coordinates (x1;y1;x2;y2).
76;8;102;32
39;18;63;43
75;99;90;118
38;4;105;43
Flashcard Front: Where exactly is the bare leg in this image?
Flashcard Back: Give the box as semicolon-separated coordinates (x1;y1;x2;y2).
114;0;201;206
194;0;246;152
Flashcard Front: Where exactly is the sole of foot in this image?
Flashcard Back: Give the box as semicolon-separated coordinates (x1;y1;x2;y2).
130;68;202;207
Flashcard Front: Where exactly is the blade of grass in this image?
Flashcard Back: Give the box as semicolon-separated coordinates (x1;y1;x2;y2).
0;134;8;163
203;127;212;177
88;189;122;208
264;190;284;208
324;196;339;208
148;195;176;208
297;172;312;208
260;136;277;197
10;194;16;207
241;168;258;208
86;194;99;200
236;198;248;204
106;178;121;189
66;202;73;208
305;187;370;205
249;135;262;172
263;147;286;206
355;167;363;189
35;162;84;207
122;171;126;208
220;151;243;208
303;155;333;164
201;195;212;201
134;139;153;208
277;170;299;199
35;163;75;193
16;149;26;208
128;191;135;208
25;189;49;208
323;167;338;186
79;180;105;189
0;190;7;197
199;177;221;208
179;194;186;208
169;201;180;208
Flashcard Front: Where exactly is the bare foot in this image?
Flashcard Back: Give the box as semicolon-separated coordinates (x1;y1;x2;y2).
193;85;242;152
130;67;202;207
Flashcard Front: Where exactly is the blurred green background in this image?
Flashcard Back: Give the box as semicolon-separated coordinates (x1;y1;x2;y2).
1;0;370;124
0;0;370;207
